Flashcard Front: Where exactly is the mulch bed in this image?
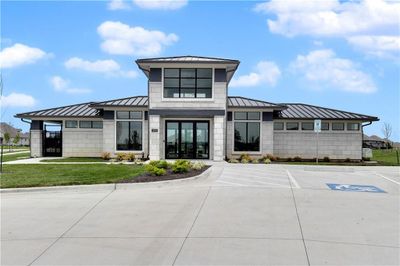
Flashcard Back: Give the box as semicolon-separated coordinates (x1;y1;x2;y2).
119;165;211;183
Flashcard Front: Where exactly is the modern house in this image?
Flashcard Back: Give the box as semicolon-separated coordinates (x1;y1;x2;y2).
0;122;30;146
16;56;379;161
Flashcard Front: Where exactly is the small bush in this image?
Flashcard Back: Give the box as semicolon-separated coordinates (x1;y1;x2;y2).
263;158;271;164
228;158;239;163
127;153;136;162
101;152;111;160
262;154;277;161
323;156;330;162
293;156;302;162
250;159;259;164
116;153;126;161
172;159;191;173
239;153;252;161
240;158;249;164
145;164;166;176
149;160;169;169
192;161;206;170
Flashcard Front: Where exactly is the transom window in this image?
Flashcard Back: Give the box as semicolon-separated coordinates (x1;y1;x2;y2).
116;111;143;151
347;122;360;131
332;122;345;131
301;122;314;131
321;122;329;131
164;68;212;98
286;122;299;130
274;122;284;130
234;112;261;152
65;120;78;128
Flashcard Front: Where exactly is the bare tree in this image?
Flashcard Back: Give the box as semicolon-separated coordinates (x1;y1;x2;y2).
382;122;392;149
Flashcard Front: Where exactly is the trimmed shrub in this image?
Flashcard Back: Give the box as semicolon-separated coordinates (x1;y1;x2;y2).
127;153;136;162
172;160;191;173
149;160;169;169
323;156;330;162
101;152;111;160
263;158;271;164
116;153;126;161
239;153;252;161
228;158;239;163
293;156;302;162
240;158;249;164
192;162;206;170
250;159;259;164
262;154;277;161
145;164;166;176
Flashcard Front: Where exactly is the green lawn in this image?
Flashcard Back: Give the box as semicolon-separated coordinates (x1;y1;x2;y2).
372;149;400;166
1;152;31;162
0;164;145;188
41;157;106;163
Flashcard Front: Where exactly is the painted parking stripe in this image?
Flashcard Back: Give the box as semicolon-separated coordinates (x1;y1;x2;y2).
221;173;289;184
286;170;301;189
375;173;400;186
215;180;247;187
221;176;290;188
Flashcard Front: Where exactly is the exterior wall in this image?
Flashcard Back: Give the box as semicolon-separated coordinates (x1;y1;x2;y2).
102;120;115;155
30;130;42;157
63;128;103;157
273;120;363;160
213;115;225;161
149;115;161;160
148;64;227;110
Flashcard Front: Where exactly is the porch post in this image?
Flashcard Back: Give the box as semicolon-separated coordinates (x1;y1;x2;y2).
30;120;43;157
213;115;225;161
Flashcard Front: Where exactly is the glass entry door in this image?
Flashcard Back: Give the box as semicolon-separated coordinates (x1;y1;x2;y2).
165;121;209;159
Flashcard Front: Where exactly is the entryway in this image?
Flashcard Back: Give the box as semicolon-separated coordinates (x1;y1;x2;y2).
42;124;62;157
165;121;209;159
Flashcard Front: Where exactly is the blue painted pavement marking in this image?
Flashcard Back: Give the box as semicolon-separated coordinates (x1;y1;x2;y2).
326;183;386;193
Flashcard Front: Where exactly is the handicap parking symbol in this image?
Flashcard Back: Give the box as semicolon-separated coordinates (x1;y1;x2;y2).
326;183;386;193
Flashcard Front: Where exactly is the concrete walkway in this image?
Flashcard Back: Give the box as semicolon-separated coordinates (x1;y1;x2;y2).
1;164;399;265
2;150;30;156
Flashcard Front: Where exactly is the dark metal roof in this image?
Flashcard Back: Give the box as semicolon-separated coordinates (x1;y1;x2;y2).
90;96;148;108
15;102;101;118
227;96;286;109
275;103;379;121
136;55;240;64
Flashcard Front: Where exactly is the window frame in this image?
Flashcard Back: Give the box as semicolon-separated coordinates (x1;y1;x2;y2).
65;120;78;128
233;111;261;153
347;122;360;131
163;68;213;99
321;122;330;131
273;122;284;131
115;111;144;152
332;122;345;131
301;122;314;131
76;121;103;129
286;122;299;131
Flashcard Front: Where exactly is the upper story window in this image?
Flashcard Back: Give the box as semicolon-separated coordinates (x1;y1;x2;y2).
332;122;345;131
347;122;360;131
164;68;212;99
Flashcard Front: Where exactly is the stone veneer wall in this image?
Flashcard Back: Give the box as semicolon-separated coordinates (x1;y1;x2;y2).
213;116;225;161
273;131;362;160
30;130;42;157
149;115;161;160
63;129;103;157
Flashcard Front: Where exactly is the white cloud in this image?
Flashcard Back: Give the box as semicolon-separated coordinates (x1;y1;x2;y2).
230;61;281;88
97;21;178;56
50;76;91;94
108;0;131;10
133;0;187;10
255;0;400;59
347;35;400;59
0;43;47;68
0;93;36;107
64;57;138;78
290;49;377;93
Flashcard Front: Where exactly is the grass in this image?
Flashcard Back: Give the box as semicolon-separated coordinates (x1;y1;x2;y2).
372;149;400;166
1;152;31;162
40;157;106;163
0;164;145;188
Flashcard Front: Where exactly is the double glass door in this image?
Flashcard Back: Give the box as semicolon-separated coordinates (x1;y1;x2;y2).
166;121;209;159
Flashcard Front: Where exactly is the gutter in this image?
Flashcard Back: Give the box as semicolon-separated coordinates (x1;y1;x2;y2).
361;121;373;160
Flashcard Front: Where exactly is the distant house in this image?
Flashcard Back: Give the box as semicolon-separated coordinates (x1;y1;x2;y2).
0;122;30;146
363;135;386;149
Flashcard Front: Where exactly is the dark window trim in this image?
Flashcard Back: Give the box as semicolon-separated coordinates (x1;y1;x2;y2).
301;122;314;131
274;121;284;130
164;68;212;99
234;111;261;121
332;122;345;131
78;121;103;129
65;120;78;128
347;122;360;131
116;120;143;151
286;122;299;131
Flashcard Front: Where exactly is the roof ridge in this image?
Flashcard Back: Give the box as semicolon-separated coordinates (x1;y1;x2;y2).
95;95;148;104
281;102;378;119
136;55;240;63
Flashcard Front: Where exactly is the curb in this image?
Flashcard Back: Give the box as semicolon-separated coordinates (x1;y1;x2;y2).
0;166;213;194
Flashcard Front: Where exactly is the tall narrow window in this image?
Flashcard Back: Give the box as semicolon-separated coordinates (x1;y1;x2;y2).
164;68;212;98
116;111;143;151
234;112;260;152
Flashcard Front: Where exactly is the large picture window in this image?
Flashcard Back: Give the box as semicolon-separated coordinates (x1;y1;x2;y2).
164;68;212;98
116;111;142;151
234;112;260;152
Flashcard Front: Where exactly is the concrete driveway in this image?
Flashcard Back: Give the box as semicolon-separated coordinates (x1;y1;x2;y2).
1;163;399;265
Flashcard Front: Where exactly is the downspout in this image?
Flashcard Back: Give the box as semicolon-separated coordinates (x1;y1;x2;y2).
361;121;372;160
20;118;32;158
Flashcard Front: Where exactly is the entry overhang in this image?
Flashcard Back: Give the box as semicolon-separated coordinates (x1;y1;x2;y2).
148;109;225;117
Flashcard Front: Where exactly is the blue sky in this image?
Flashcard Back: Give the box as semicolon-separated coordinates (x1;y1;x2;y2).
1;0;399;140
